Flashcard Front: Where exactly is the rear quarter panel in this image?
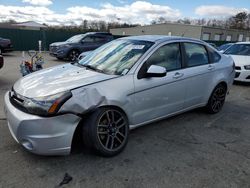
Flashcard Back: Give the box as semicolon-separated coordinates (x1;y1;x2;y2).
202;54;235;103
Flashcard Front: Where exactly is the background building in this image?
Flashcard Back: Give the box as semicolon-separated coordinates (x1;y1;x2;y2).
0;21;47;31
110;23;250;42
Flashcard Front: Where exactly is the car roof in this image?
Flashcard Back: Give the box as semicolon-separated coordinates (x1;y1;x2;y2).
235;42;250;45
120;35;205;44
86;32;112;35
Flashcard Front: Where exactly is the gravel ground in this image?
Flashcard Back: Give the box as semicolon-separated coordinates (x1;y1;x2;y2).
0;52;250;188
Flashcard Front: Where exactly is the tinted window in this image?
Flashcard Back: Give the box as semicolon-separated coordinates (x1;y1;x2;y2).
224;44;250;56
84;36;95;43
184;43;209;67
94;36;107;42
207;47;221;63
146;43;182;71
218;43;232;51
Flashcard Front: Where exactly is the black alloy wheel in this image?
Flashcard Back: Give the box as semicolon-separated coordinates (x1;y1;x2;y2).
68;50;79;61
82;108;129;157
206;84;227;114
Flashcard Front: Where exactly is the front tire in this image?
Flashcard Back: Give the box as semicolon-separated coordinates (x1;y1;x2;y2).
82;107;129;157
206;84;227;114
68;50;79;62
56;57;64;60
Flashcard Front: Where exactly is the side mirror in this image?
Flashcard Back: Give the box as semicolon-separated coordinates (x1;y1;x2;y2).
145;65;166;78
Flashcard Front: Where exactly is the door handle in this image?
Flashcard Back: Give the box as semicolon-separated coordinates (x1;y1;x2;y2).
173;72;184;79
208;65;215;70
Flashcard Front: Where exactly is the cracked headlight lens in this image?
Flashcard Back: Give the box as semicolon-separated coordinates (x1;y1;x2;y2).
23;91;72;116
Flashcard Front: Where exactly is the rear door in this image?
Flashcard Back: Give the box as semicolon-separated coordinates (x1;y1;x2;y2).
181;42;214;108
132;42;187;124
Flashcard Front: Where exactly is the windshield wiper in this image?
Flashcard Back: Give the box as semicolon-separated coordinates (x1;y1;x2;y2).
81;64;105;73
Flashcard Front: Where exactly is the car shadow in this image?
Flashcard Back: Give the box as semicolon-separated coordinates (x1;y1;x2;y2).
234;81;250;86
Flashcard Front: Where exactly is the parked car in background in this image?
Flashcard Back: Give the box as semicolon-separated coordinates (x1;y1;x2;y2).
49;32;114;61
5;36;235;157
218;43;233;53
0;37;13;52
78;50;93;61
208;42;217;49
224;42;250;82
0;53;3;69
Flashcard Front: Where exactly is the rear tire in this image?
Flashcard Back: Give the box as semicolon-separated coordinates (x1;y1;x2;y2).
205;84;227;114
82;107;129;157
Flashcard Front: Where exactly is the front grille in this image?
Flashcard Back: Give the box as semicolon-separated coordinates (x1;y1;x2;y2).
235;66;241;70
235;72;240;78
50;46;58;53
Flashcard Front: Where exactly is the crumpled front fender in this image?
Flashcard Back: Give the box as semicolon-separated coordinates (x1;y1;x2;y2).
60;87;108;114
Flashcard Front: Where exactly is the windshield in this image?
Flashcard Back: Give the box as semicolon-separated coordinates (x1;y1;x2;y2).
224;44;250;56
79;39;154;75
66;34;85;43
218;44;232;51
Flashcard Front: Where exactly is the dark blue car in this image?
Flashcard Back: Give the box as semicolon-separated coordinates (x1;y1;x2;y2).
0;54;4;69
49;32;114;61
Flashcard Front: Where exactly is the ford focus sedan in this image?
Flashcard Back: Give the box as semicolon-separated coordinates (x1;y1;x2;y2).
4;36;235;157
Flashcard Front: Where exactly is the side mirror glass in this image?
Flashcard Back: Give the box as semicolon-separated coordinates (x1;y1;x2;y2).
146;65;166;78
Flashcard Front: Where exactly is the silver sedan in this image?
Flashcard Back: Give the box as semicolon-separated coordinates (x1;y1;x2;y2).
4;36;235;156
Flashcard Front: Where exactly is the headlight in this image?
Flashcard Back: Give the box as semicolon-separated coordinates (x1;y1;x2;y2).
244;65;250;70
23;91;72;116
62;44;71;48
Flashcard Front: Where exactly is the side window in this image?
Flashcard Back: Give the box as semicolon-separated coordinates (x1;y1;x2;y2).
83;36;95;43
94;36;107;43
146;43;182;72
184;43;209;67
207;47;221;63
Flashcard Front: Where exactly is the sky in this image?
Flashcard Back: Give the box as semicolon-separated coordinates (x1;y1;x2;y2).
0;0;249;25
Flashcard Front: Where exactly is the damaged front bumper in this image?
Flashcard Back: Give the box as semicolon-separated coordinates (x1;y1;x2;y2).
4;92;81;156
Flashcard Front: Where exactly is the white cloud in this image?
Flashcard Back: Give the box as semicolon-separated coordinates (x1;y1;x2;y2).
22;0;53;6
195;5;248;17
66;1;181;24
0;1;181;25
0;5;54;22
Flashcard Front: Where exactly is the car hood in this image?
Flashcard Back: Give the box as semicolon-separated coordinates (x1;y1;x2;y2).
230;55;250;66
13;63;117;98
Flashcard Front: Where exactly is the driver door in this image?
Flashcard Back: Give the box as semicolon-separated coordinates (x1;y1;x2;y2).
132;42;187;125
81;36;100;52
